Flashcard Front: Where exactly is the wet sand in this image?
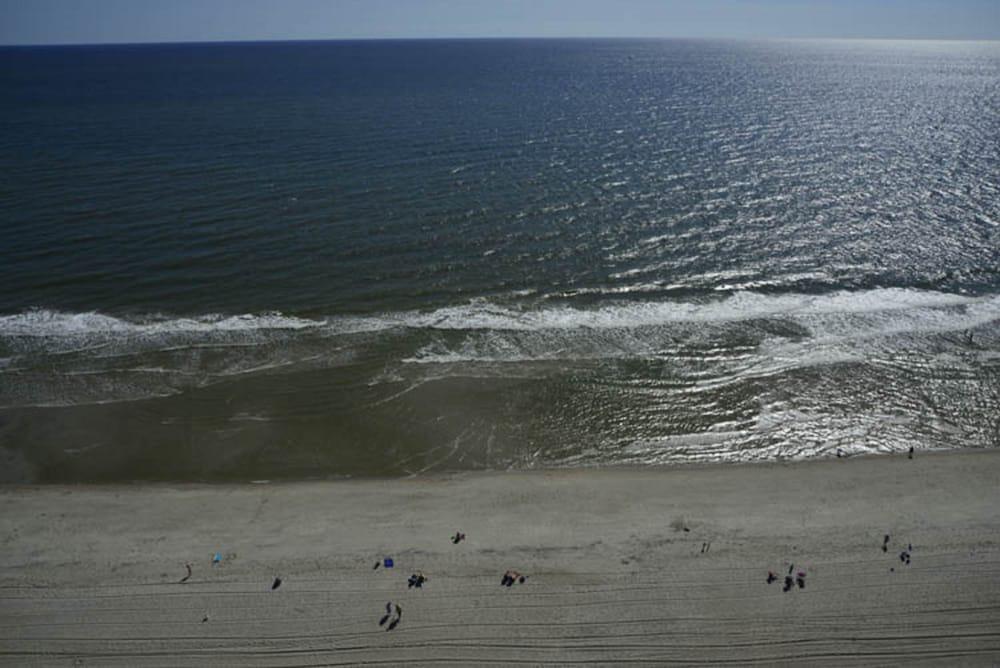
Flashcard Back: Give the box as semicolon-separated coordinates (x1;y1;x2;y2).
1;450;999;666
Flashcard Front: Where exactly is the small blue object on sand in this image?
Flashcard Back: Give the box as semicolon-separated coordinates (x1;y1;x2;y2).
213;552;222;565
384;557;394;568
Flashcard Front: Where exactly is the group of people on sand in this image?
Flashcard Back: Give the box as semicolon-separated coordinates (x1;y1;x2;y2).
374;530;528;630
501;570;527;586
766;564;806;592
883;533;914;570
764;533;916;591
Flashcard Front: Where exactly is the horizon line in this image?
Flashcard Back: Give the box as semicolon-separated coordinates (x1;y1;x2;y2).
3;35;999;48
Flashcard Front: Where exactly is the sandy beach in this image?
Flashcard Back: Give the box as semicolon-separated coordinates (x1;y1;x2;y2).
1;450;999;666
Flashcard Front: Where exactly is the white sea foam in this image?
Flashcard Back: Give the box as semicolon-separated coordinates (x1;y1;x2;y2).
391;288;990;332
399;289;999;365
0;310;324;338
2;289;996;343
2;289;998;410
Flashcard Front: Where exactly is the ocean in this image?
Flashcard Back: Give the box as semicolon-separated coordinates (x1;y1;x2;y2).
1;38;998;482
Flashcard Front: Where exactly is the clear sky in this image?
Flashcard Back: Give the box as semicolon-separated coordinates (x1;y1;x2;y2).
1;0;998;45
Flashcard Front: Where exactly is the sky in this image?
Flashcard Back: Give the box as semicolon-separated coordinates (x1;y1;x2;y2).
1;0;998;45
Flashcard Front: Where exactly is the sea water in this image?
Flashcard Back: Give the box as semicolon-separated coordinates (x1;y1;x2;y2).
1;39;998;481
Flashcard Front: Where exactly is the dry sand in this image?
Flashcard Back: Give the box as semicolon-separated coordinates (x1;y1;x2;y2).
1;450;999;666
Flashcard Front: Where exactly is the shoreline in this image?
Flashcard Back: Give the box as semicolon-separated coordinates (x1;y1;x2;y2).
3;444;974;488
2;449;999;665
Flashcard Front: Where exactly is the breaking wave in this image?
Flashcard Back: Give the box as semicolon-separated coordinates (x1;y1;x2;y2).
1;288;994;340
2;288;997;409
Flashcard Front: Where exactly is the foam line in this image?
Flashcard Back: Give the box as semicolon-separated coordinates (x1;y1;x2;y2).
2;289;993;340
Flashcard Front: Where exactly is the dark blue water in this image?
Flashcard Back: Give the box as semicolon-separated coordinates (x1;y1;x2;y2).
1;39;998;482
